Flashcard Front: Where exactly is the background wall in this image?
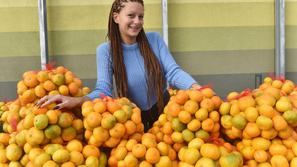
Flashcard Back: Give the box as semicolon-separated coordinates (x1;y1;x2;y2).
0;0;296;101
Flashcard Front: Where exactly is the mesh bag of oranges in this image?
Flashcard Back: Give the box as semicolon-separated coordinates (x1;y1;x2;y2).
148;87;222;149
108;132;178;167
17;66;91;106
82;95;144;148
220;77;297;166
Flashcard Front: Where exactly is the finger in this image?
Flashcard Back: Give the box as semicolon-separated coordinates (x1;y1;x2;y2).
35;95;51;106
53;101;68;110
40;95;62;108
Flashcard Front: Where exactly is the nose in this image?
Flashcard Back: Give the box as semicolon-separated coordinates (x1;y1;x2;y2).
133;16;143;24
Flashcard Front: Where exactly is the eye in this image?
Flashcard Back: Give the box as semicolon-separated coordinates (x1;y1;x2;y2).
128;14;135;18
139;15;144;20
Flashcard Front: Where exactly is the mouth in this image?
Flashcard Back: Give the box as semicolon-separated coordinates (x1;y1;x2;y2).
129;26;141;32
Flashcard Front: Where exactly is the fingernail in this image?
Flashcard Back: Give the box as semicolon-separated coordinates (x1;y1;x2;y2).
53;106;60;110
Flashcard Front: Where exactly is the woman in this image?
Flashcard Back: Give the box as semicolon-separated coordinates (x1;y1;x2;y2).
37;0;201;131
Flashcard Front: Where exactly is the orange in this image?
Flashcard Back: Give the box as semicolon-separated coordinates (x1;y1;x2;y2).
107;100;121;113
178;110;192;124
183;100;199;114
162;122;173;134
168;148;177;160
270;155;289;167
211;95;222;110
272;79;283;89
58;85;69;96
258;104;275;118
124;153;138;167
188;90;203;102
157;142;169;156
209;111;220;122
37;70;49;83
142;133;157;148
201;118;215;132
51;73;65;86
68;82;79;96
109;123;126;138
82;145;100;158
269;143;287;156
253;150;268;163
167;102;181;117
200;98;214;111
114;146;127;161
93;127;109;142
183;148;200;165
46;109;59;124
61;161;76;167
175;90;189;105
26;127;45;146
52;149;70;163
20;89;36;104
73;78;82;88
6;143;23;161
72;119;83;133
23;73;39;88
61;127;77;141
132;144;146;158
131;111;142;124
139;161;153;167
126;139;138;151
43;80;56;92
17;80;28;95
85;111;102;128
58;112;73;128
34;85;46;98
125;120;137;135
82;86;91;95
201;88;215;98
64;71;75;84
145;147;160;164
244;123;260;138
156;156;172;166
66;139;83;152
104;137;121;148
200;143;220;160
227;92;239;101
55;66;67;74
93;100;107;113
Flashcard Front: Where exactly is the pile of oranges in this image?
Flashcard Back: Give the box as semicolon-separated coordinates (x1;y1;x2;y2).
2;66;297;167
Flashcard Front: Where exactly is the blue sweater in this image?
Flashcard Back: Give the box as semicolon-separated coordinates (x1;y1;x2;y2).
87;32;197;110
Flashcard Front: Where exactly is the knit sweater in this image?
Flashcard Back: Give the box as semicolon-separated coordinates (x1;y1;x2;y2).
87;32;197;110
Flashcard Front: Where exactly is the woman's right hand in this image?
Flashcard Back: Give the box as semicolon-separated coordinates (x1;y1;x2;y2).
36;95;89;110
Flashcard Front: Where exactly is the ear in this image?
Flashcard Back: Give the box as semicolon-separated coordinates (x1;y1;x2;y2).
113;12;119;23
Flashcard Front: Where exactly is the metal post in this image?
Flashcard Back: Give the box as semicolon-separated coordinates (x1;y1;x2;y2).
162;0;169;47
275;0;285;77
38;0;49;70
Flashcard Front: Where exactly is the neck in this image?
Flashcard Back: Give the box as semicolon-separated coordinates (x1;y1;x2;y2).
121;36;136;45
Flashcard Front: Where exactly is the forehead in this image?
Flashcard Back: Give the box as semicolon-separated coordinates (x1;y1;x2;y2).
120;2;144;13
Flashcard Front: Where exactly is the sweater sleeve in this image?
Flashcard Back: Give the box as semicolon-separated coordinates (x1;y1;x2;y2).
155;33;198;89
87;43;113;99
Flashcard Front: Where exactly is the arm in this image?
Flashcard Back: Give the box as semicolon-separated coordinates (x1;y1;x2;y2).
36;44;114;110
87;43;113;99
155;33;201;89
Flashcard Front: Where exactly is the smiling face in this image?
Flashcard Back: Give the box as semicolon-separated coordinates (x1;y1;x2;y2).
113;1;144;44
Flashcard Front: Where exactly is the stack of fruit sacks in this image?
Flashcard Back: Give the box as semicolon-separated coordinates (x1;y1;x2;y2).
82;96;144;148
220;77;297;167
